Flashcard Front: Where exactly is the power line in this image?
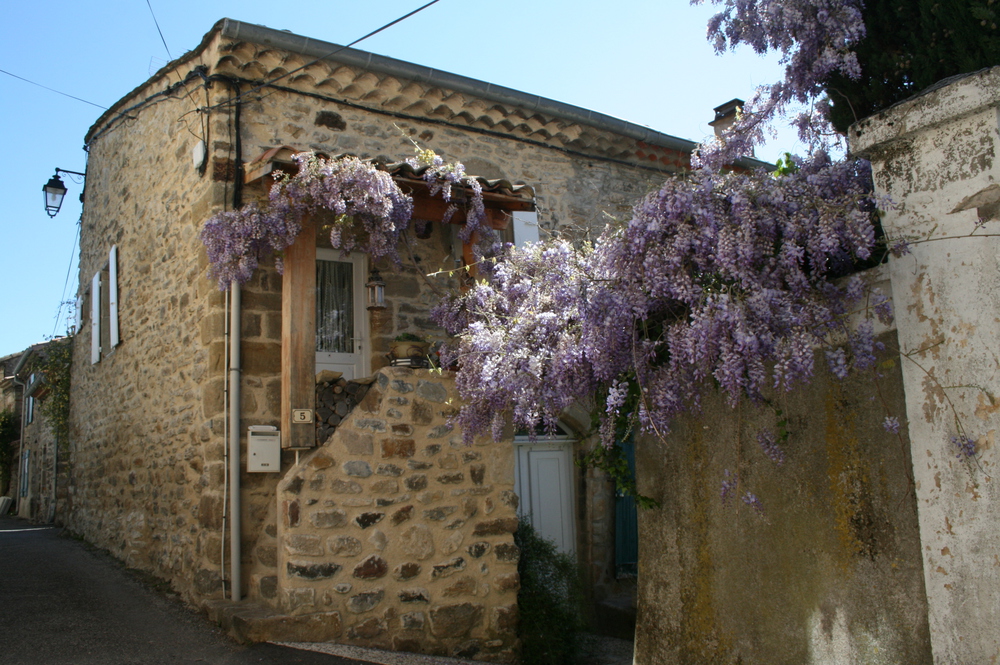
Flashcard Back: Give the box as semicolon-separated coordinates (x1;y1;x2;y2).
205;0;442;112
52;221;81;338
145;0;173;60
0;68;107;109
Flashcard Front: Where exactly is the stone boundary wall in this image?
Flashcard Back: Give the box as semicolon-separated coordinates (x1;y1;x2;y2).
274;368;519;663
632;330;931;664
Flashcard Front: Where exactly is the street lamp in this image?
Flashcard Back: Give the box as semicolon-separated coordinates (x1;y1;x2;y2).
43;168;86;218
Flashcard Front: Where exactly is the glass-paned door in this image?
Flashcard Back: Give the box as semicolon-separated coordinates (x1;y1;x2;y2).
316;249;367;379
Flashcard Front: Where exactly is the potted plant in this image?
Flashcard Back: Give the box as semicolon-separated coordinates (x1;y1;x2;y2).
388;333;431;365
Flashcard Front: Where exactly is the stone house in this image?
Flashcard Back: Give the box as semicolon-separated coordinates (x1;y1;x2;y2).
1;339;70;522
62;18;761;659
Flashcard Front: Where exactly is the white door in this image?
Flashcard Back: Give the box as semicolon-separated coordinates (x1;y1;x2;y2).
514;435;576;557
316;249;368;380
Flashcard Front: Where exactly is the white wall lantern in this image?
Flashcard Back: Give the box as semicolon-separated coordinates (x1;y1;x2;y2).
366;268;386;310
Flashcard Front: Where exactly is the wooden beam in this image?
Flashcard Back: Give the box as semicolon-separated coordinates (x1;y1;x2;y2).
410;197;516;229
281;214;317;449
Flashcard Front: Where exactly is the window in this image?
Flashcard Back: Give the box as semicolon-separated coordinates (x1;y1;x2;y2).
512;211;539;247
90;245;120;364
315;249;368;379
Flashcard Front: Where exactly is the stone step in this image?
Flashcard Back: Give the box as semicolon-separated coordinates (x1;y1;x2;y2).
202;599;343;643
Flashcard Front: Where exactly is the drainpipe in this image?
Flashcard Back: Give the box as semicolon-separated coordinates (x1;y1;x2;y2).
224;78;245;602
228;283;242;601
50;431;57;524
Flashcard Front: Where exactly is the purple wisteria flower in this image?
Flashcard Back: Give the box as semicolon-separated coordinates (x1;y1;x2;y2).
888;239;911;258
202;151;489;290
757;428;786;465
693;0;866;169
742;491;765;516
951;434;977;459
436;152;884;448
720;470;738;505
882;416;901;434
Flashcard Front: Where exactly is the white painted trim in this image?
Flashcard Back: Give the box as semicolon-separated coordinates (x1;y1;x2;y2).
315;250;370;379
91;272;101;364
109;245;119;348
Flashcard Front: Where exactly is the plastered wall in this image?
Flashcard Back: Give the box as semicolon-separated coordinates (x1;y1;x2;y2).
852;66;1000;665
633;330;932;664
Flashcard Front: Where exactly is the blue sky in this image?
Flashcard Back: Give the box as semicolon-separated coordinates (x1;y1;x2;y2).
0;0;790;359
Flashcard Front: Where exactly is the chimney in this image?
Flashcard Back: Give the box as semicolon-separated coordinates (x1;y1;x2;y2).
708;99;744;138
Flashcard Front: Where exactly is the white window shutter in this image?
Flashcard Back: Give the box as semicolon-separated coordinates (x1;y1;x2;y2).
91;272;101;364
74;295;82;335
109;245;120;348
512;211;540;247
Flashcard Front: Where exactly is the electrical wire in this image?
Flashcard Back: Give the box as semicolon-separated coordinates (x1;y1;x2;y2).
0;68;106;109
203;0;441;113
52;221;81;338
145;0;173;60
87;67;206;145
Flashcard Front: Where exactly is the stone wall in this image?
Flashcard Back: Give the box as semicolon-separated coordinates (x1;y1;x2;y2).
273;368;519;662
850;66;1000;665
65;43;226;599
632;329;932;664
16;404;59;523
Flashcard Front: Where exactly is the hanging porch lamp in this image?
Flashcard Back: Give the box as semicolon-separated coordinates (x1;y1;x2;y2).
366;268;386;310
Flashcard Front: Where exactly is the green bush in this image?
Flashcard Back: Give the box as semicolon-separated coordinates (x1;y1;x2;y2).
515;517;585;665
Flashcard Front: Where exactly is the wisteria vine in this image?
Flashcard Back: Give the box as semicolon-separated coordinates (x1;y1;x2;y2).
201;150;489;290
433;0;916;513
693;0;866;169
435;153;889;453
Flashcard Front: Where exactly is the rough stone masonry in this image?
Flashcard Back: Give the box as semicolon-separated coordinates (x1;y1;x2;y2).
262;368;520;663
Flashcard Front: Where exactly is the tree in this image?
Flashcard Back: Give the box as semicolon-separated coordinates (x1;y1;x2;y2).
824;0;1000;132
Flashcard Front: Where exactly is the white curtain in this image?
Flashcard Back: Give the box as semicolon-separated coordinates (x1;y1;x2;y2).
316;260;354;353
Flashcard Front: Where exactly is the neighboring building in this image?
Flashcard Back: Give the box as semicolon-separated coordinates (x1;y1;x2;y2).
63;18;752;658
2;340;71;523
1;352;23;513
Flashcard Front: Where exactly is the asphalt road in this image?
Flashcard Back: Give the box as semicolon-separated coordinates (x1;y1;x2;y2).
0;516;364;665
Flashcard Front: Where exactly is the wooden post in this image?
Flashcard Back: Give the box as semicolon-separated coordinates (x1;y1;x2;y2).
281;214;317;449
